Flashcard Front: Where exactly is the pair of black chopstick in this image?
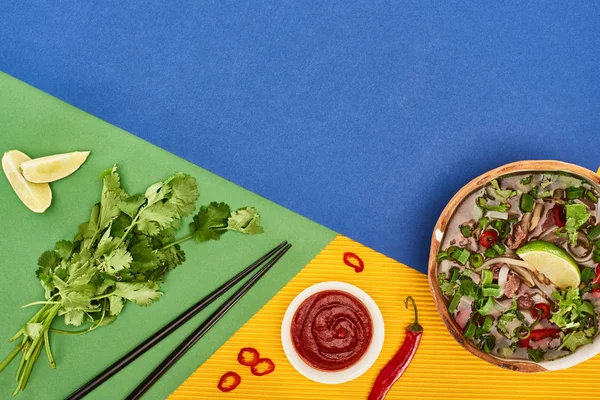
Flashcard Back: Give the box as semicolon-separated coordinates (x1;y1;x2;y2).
66;241;291;400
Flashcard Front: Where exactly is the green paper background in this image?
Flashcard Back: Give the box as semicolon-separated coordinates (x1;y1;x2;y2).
0;72;336;399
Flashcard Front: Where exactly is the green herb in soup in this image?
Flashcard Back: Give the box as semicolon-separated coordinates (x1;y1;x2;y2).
437;172;600;362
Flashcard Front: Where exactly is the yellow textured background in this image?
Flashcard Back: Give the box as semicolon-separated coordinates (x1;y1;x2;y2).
170;234;600;400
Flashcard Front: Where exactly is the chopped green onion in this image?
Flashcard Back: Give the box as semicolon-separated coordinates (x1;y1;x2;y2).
478;217;489;230
566;186;585;200
456;249;471;265
581;267;596;284
492;242;506;256
450;248;462;261
464;321;476;339
477;296;494;316
449;267;460;283
587;191;598;203
460;225;471;238
484;248;497;258
481;270;493;287
469;253;484;268
491;220;510;238
481;316;494;333
594;248;600;263
595;239;600;248
519;193;534;213
529;186;538;198
520;176;532;185
482;285;501;297
436;251;449;262
587;226;600;241
448;293;462;313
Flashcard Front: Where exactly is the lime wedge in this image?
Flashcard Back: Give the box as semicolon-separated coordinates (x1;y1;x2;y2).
2;150;52;213
516;241;580;289
20;151;90;183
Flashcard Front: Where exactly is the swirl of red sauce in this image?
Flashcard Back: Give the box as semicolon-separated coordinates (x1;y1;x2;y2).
291;290;372;371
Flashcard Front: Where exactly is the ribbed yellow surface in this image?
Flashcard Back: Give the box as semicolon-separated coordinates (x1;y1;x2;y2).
170;234;600;400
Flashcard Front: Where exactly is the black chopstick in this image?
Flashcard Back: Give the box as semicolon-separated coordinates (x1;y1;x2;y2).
126;242;292;400
66;241;289;400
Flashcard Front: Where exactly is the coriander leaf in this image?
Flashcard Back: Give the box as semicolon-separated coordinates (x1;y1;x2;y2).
61;290;92;311
128;236;159;272
226;207;264;235
114;282;163;306
118;194;145;218
55;240;74;259
109;296;124;316
497;310;517;338
95;229;120;257
103;246;133;275
62;310;85;326
24;323;43;340
137;203;176;235
190;202;231;242
527;348;544;362
144;182;171;205
165;173;199;218
438;275;457;296
100;165;122;193
36;251;60;284
98;191;121;231
560;331;592;352
38;250;60;270
476;197;509;213
488;180;517;200
564;204;590;245
459;278;480;299
155;246;186;271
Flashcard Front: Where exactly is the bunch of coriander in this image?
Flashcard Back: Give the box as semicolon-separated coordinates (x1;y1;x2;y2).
0;166;263;395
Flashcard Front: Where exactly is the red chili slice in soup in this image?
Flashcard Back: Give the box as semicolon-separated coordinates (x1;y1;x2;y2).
479;230;498;248
531;303;551;320
552;205;566;227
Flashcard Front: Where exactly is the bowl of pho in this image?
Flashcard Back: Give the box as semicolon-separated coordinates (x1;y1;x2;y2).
429;160;600;372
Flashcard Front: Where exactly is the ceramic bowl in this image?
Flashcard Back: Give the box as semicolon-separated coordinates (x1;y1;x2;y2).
281;281;384;383
428;160;600;372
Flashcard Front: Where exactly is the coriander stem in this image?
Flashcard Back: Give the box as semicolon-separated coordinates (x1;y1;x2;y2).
90;292;115;301
0;342;23;373
49;328;89;336
159;234;193;250
20;301;61;309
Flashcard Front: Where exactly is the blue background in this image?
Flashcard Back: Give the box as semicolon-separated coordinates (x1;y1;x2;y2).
1;1;599;273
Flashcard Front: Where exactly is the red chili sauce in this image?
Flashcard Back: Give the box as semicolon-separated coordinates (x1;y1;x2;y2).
291;290;372;371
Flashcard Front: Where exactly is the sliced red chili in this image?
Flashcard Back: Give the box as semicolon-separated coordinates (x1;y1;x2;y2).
518;328;560;348
531;303;551;321
552;205;566;228
591;264;600;286
237;347;260;367
250;358;275;376
479;230;498;248
343;252;365;273
217;371;241;392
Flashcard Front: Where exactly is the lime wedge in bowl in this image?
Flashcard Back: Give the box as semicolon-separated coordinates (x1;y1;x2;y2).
516;240;581;289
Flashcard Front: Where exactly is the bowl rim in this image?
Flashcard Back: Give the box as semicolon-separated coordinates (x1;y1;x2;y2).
428;160;600;373
280;281;385;384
